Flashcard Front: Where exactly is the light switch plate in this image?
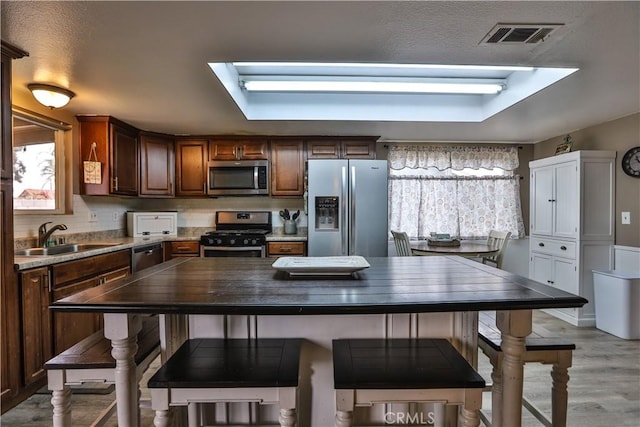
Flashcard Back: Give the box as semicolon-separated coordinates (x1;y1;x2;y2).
621;211;631;225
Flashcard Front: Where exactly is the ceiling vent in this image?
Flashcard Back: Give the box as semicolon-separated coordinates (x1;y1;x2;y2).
481;23;563;44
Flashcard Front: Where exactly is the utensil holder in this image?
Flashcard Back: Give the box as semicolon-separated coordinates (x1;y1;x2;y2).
284;220;297;235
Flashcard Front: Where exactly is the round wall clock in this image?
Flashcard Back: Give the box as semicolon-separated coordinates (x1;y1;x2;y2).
621;146;640;178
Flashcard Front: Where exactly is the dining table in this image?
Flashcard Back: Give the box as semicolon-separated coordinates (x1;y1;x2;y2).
410;240;500;258
51;256;586;427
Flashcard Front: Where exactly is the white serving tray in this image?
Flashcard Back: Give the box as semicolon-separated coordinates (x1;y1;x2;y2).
272;256;370;276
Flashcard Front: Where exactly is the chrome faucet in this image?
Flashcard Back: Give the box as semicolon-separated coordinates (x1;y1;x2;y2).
38;222;68;247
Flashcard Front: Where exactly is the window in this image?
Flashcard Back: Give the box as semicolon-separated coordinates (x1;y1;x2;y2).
388;145;525;240
12;107;70;213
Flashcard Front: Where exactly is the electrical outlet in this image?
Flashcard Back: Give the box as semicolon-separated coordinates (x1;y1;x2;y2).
621;211;631;225
112;211;119;222
88;210;98;222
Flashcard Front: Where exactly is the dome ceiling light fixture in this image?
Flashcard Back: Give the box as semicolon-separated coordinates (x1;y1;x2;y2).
27;83;76;109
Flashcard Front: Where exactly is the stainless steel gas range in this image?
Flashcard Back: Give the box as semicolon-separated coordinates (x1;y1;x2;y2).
199;211;272;257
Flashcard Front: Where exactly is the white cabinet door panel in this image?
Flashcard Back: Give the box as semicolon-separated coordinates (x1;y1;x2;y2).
553;161;578;238
531;166;554;236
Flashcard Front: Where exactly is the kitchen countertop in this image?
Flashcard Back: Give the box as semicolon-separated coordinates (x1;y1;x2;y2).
13;236;187;271
266;229;308;242
14;231;308;270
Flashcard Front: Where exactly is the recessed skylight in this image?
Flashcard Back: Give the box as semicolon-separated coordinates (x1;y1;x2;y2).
207;62;578;122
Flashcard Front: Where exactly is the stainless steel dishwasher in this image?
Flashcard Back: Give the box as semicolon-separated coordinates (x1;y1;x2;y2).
131;242;164;272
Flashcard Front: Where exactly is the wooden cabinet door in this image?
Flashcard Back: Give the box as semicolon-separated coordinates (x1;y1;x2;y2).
306;139;340;159
238;140;268;159
342;139;376;159
307;138;377;159
209;140;238;160
20;268;52;386
270;140;305;197
1;183;19;403
78;116;140;196
110;123;138;196
140;133;175;197
210;139;269;160
176;139;207;196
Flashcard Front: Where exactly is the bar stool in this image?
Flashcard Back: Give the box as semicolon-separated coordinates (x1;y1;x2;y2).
332;338;485;427
148;338;302;427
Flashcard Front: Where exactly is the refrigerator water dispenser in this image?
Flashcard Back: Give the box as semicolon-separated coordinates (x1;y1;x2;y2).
315;196;339;230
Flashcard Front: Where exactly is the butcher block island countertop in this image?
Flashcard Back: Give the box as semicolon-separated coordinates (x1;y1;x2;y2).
51;256;586;427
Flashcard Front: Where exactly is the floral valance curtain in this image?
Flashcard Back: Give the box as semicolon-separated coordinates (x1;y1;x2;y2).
388;145;520;171
388;144;525;239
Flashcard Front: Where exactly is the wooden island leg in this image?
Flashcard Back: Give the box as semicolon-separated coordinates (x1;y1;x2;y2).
104;313;142;426
496;309;532;427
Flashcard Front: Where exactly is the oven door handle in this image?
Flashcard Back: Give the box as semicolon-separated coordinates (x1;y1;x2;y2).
202;246;264;252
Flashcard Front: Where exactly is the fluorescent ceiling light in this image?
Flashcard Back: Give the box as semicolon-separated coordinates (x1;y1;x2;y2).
207;61;579;122
241;79;505;94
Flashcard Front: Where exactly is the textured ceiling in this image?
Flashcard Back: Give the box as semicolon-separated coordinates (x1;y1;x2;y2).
2;1;639;143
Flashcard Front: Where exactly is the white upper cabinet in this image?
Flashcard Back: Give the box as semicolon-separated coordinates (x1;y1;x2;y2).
529;151;615;241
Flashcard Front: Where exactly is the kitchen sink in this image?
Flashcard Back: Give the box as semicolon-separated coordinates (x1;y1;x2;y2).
15;243;121;256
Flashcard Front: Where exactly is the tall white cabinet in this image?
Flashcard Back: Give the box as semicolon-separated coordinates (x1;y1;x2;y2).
529;151;616;326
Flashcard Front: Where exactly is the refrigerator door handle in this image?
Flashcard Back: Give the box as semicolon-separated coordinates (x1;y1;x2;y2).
341;166;348;255
350;165;356;254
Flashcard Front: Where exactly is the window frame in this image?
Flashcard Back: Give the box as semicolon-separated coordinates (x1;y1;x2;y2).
12;106;70;215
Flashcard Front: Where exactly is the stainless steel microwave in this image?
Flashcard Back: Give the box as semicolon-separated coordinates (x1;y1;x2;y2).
207;160;269;196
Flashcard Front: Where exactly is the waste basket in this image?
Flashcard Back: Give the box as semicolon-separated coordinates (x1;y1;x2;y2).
592;270;640;340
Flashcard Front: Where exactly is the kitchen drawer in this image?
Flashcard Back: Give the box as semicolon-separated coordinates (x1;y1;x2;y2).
165;240;200;260
268;242;306;257
531;237;576;259
51;250;131;288
167;241;199;255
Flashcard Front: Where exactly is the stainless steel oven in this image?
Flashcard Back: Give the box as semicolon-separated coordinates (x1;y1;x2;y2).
199;211;272;258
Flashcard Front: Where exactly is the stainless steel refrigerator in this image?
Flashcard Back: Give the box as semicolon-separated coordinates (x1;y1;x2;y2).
308;159;388;256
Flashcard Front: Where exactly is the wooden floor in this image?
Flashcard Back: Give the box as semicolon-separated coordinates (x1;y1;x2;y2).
2;310;639;426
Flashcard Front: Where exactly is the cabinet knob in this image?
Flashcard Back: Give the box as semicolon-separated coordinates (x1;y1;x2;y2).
548;199;556;202
560;246;567;250
547;280;554;284
538;242;545;247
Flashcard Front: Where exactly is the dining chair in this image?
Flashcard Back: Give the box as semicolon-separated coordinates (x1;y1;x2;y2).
482;230;511;269
390;230;413;256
